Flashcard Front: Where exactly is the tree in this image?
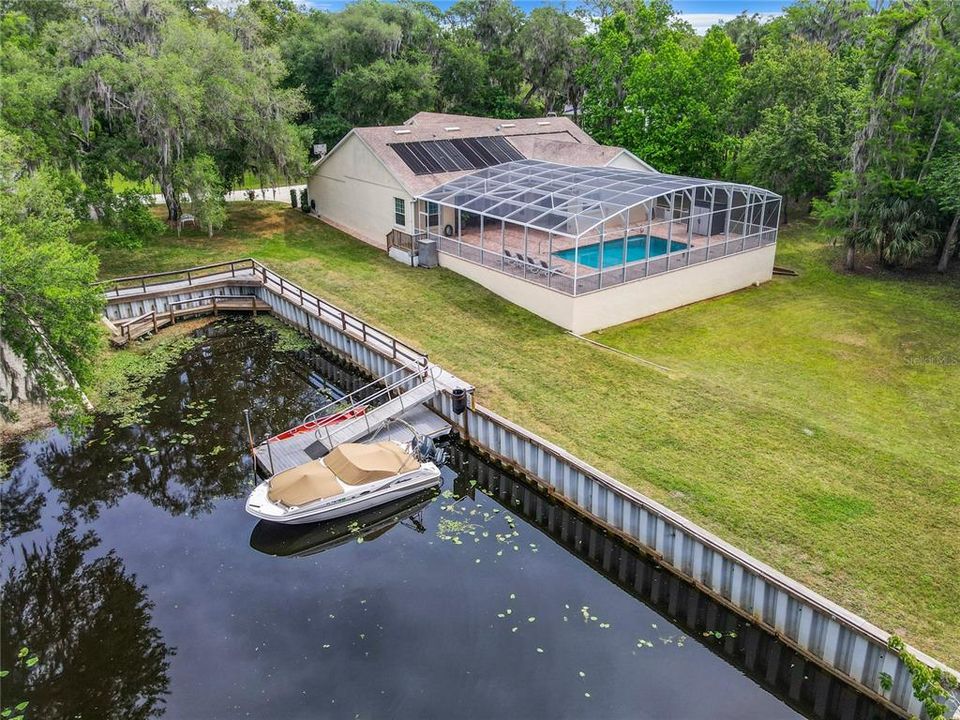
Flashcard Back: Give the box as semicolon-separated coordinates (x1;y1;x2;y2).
331;58;437;126
616;27;741;176
436;38;493;114
0;131;103;421
578;1;675;144
830;0;959;269
720;12;769;64
517;7;584;112
37;0;306;220
851;179;941;266
924;153;960;272
176;155;226;238
731;37;853;215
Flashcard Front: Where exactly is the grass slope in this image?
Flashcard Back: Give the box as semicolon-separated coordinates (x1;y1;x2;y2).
88;203;960;666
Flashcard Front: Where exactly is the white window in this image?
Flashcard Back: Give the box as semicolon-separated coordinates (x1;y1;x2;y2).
394;197;406;227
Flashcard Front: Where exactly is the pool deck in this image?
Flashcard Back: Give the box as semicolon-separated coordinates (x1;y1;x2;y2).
457;221;747;276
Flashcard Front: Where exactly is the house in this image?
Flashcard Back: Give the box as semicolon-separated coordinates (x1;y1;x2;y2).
307;113;780;333
307;112;653;247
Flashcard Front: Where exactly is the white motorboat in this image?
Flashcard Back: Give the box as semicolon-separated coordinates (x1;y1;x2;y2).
245;439;441;525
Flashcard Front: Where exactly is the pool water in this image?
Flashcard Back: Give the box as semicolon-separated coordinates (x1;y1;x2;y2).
553;235;688;269
0;319;896;719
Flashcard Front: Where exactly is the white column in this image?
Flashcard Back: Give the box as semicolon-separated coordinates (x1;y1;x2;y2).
547;231;554;289
667;194;675;270
523;226;529;280
598;222;605;289
725;188;732;247
573;229;580;294
500;220;505;271
621;210;629;284
645;202;652;277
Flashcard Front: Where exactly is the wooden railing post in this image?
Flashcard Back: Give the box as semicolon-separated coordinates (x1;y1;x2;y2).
251;295;257;317
152;312;158;333
298;287;304;306
340;310;346;331
213;296;218;317
187;270;192;285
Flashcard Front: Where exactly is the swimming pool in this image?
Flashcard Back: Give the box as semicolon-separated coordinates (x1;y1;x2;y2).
553;236;687;269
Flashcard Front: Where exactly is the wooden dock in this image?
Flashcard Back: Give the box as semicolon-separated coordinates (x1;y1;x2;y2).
109;294;271;346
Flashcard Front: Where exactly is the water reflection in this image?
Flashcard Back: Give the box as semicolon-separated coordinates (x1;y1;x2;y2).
30;321;372;523
0;450;46;543
0;319;898;720
250;489;437;557
0;526;172;720
450;445;897;720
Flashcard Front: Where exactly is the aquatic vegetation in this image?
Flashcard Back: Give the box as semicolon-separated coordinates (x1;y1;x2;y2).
88;332;201;426
254;316;312;353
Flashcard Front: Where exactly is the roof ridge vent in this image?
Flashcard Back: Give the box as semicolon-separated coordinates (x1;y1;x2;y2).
394;129;412;135
444;126;460;131
499;123;516;129
537;120;551;126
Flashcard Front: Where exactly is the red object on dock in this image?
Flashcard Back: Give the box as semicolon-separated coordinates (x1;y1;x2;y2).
267;406;368;443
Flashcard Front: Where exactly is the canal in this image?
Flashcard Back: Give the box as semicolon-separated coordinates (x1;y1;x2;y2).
0;319;897;719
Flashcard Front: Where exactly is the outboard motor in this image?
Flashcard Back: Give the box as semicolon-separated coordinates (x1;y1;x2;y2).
417;436;447;466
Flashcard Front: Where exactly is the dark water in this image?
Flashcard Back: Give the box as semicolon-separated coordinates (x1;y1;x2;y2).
0;320;896;720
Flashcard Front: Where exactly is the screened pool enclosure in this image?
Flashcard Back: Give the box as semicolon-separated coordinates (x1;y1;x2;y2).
416;160;781;295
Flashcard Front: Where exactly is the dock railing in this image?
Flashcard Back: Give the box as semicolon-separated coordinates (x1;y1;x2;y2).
314;363;439;449
301;360;427;427
98;258;429;369
96;258;259;296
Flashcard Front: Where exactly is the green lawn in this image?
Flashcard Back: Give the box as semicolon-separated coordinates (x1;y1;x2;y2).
88;203;960;667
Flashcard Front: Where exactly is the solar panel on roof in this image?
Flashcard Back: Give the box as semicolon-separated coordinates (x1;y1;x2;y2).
389;137;523;175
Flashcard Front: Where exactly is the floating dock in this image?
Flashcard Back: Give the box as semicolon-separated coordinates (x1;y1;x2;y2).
252;363;451;477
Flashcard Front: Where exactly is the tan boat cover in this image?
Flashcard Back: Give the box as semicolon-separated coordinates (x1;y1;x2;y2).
324;442;420;486
268;460;343;506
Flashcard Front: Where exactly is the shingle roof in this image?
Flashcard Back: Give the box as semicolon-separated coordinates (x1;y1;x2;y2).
315;112;645;195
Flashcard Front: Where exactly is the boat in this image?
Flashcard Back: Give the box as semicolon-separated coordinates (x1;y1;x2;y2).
248;489;436;557
245;438;442;525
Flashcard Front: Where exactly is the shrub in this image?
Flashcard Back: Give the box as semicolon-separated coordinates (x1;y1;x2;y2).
300;188;309;213
290;188;298;208
99;189;164;247
98;230;146;249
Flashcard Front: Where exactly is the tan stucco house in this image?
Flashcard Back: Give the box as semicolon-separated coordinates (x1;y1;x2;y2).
307;113;780;333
